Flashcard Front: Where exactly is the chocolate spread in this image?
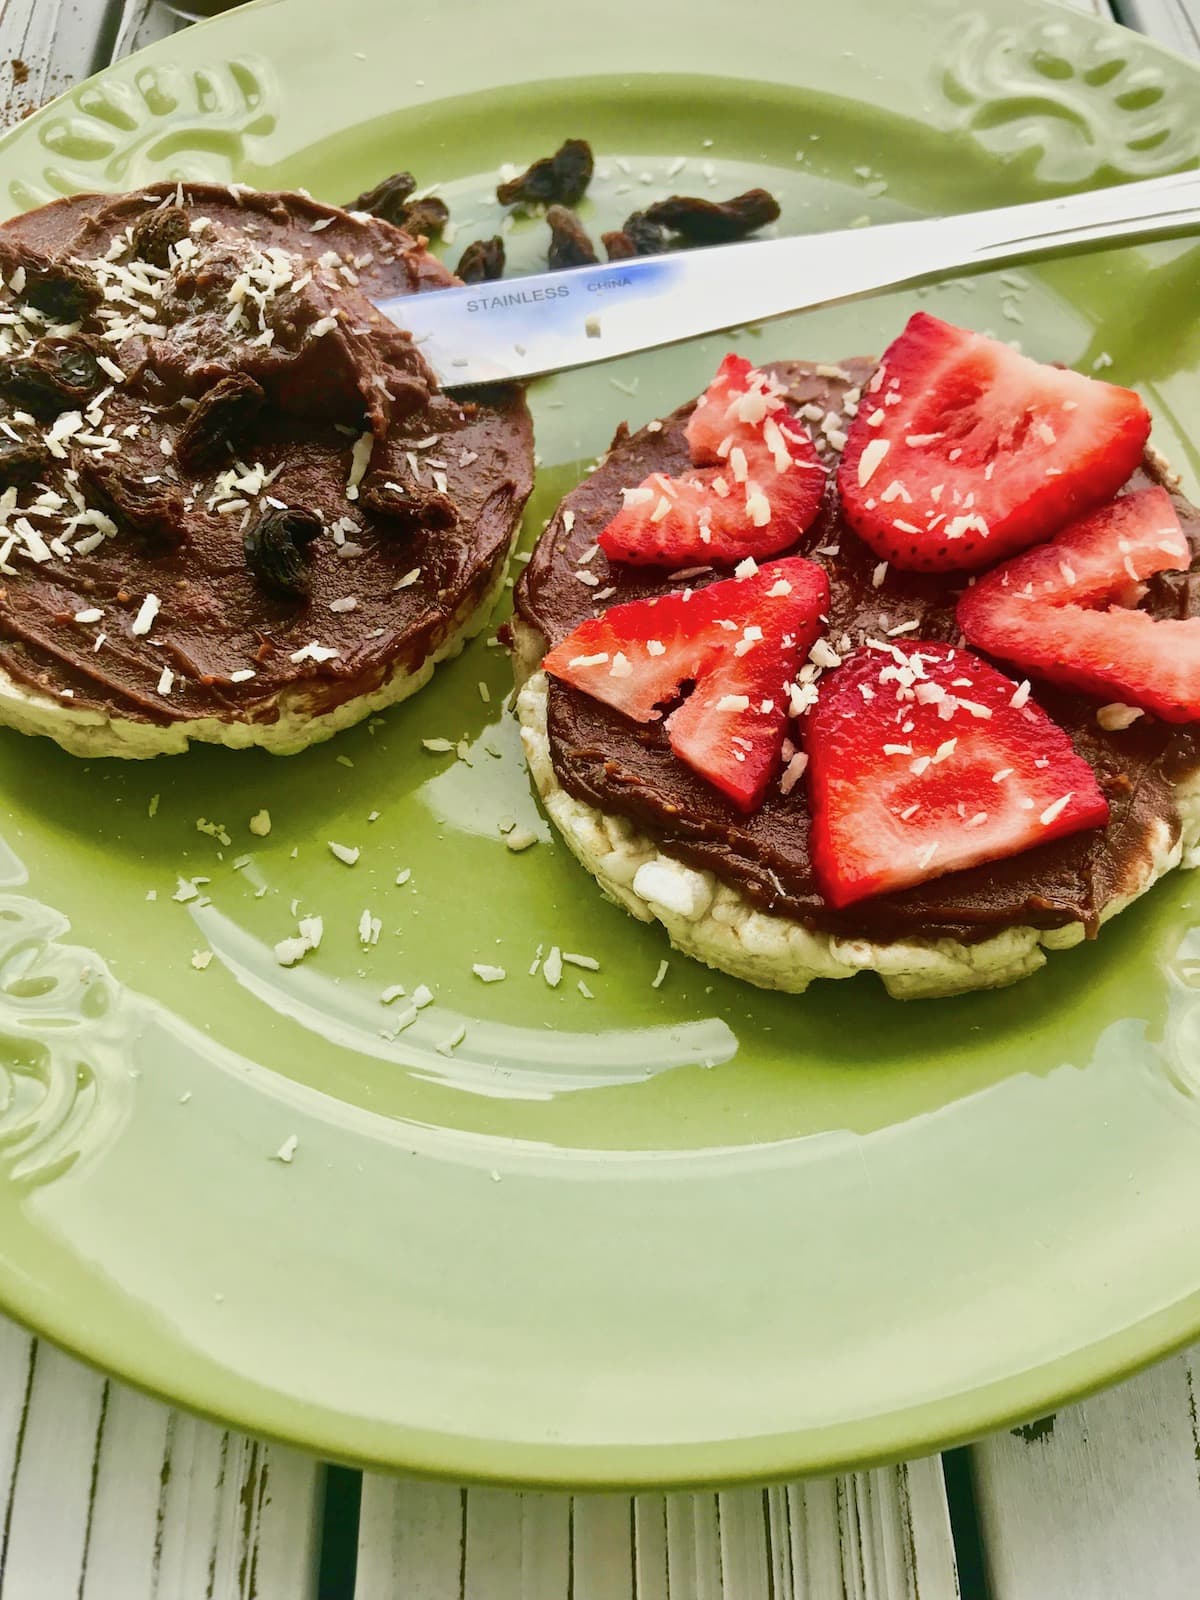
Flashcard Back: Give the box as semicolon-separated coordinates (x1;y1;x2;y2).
516;361;1200;943
0;183;532;726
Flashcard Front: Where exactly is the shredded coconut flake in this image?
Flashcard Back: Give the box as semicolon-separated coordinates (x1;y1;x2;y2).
1097;702;1144;731
856;438;889;487
1040;793;1072;826
780;751;808;795
345;430;373;500
289;641;340;663
130;593;160;636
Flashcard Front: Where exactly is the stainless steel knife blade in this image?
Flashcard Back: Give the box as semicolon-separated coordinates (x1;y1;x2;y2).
374;169;1200;387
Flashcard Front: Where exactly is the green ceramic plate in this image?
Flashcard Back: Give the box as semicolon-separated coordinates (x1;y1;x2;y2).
1;0;1200;1487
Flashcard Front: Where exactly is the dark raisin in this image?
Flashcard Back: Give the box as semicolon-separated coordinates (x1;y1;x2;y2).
80;461;184;549
0;335;104;419
546;206;598;270
603;211;669;260
0;437;47;487
624;211;670;254
400;196;450;239
25;262;100;322
601;231;636;261
243;507;322;599
175;373;265;470
455;236;506;284
348;171;418;225
496;139;594;208
642;188;781;244
361;477;457;533
131;205;189;269
346;174;450;240
0;240;100;323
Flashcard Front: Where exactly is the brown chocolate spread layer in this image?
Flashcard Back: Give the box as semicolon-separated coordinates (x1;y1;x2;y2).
0;183;533;726
516;360;1200;944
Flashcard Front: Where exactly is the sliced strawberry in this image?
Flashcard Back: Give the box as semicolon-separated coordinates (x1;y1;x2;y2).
542;557;830;809
957;486;1200;722
805;642;1109;908
837;312;1151;572
684;352;781;463
598;353;826;567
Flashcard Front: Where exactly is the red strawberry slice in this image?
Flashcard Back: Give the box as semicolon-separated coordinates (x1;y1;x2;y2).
805;641;1109;908
957;486;1200;722
598;354;826;567
684;352;785;463
542;556;829;809
837;312;1151;572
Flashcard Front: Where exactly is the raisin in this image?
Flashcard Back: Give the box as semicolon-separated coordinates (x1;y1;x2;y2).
344;173;450;240
348;171;418;224
27;264;99;322
455;236;505;284
546;206;598;270
0;240;101;323
0;336;104;419
400;196;450;239
601;231;636;261
496;139;594;208
0;437;47;486
175;373;265;470
361;477;457;533
243;507;322;599
624;211;670;254
642;188;781;244
603;211;668;261
131;205;189;269
81;461;184;548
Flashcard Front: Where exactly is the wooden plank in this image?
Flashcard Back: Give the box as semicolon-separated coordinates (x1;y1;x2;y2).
0;0;185;131
355;1462;959;1600
0;0;115;125
0;1325;35;1584
1;1344;106;1594
111;0;185;63
0;1333;323;1599
972;1347;1200;1600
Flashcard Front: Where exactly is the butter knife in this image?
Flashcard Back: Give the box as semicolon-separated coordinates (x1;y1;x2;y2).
378;168;1200;387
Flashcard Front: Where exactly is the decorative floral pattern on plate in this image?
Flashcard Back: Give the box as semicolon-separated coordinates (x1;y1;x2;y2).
0;895;133;1186
940;12;1197;185
9;56;276;213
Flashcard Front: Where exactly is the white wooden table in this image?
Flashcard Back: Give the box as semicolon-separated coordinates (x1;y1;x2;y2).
1;0;1198;1594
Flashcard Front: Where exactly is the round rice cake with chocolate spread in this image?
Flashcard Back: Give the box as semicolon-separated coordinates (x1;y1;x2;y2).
512;354;1200;1000
0;181;533;757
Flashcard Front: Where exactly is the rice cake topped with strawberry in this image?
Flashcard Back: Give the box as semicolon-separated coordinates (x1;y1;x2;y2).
0;181;533;758
513;318;1200;999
